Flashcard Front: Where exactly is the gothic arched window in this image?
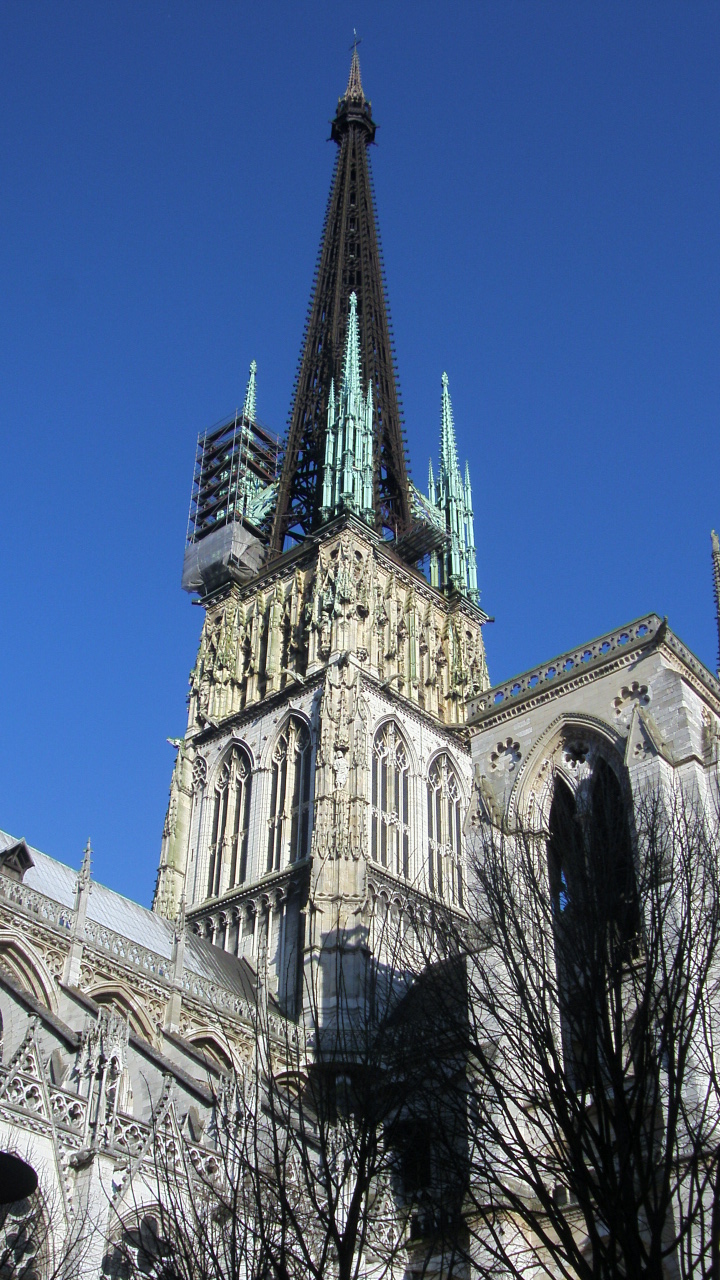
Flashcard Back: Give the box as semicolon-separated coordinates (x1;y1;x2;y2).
207;746;252;898
371;722;410;878
267;718;313;872
548;761;637;942
548;757;638;1088
427;755;463;905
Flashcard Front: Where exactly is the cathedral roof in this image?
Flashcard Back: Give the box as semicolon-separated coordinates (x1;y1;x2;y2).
0;832;259;1006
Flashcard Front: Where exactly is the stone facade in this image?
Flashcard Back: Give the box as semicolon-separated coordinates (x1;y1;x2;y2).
154;516;488;1013
468;612;720;833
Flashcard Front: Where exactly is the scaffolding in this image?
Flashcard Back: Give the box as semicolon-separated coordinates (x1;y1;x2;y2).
182;411;281;596
186;410;280;545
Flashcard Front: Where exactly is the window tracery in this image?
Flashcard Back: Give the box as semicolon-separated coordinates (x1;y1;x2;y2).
371;722;410;878
267;718;313;872
427;754;463;904
207;746;252;898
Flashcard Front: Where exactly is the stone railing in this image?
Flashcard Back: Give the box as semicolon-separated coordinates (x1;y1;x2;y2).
0;877;74;931
82;919;173;981
180;969;254;1023
0;874;291;1038
467;615;661;721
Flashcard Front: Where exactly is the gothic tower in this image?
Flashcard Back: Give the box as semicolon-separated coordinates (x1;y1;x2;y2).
153;52;490;1017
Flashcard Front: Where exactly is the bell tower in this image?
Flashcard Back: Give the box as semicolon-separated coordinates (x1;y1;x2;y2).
153;52;490;1017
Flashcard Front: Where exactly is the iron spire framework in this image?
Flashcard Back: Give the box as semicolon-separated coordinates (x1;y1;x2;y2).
269;49;412;555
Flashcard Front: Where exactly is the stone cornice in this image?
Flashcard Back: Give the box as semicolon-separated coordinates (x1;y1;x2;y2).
467;614;720;733
196;513;489;625
187;860;311;920
468;615;663;727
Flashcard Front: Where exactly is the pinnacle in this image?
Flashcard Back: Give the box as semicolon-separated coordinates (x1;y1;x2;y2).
243;360;257;423
440;371;459;475
345;43;365;102
342;292;362;398
78;838;92;889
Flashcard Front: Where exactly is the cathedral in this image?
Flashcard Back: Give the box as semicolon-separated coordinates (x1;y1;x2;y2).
0;50;718;1279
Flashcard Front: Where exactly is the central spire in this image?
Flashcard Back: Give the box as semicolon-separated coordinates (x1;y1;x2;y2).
269;49;412;556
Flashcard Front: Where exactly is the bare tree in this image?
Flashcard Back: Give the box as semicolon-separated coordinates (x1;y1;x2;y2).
105;906;456;1280
0;1178;91;1280
425;776;720;1280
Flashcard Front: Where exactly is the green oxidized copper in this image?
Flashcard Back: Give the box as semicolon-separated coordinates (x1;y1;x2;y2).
428;372;479;604
320;292;374;526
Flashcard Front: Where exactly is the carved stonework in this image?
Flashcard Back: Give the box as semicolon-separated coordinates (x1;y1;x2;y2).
183;525;487;742
313;661;369;863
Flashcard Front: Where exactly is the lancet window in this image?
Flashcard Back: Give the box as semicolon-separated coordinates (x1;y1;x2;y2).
547;756;638;1087
427;754;463;905
371;722;410;878
548;760;637;942
206;746;252;898
267;717;313;872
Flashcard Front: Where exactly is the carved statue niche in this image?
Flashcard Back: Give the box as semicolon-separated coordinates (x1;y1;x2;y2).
288;568;308;663
335;534;356;608
311;548;337;658
190;615;216;721
373;581;388;675
316;662;367;861
384;575;398;660
266;581;286;682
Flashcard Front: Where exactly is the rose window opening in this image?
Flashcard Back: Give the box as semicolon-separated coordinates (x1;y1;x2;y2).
371;722;411;879
206;746;252;898
489;738;522;773
427;755;464;906
267;717;313;873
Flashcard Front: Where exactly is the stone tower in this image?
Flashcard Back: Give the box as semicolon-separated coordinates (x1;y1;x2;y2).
153;53;490;1016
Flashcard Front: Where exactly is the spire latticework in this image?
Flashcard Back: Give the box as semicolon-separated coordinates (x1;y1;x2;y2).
428;373;479;604
269;49;411;555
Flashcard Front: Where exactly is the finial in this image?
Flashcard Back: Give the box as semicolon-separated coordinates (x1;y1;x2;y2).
345;32;365;101
243;360;257;423
342;292;362;397
79;839;92;890
440;371;459;474
174;893;186;941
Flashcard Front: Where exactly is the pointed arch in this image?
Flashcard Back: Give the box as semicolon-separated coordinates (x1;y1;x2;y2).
506;712;625;829
0;933;58;1012
371;720;411;878
186;1033;234;1075
266;715;313;872
206;743;253;898
427;753;464;905
88;983;155;1043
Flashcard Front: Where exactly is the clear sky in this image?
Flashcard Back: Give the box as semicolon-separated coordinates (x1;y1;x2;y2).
1;2;718;905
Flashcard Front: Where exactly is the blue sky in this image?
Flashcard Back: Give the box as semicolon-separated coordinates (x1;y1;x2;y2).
1;2;718;904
